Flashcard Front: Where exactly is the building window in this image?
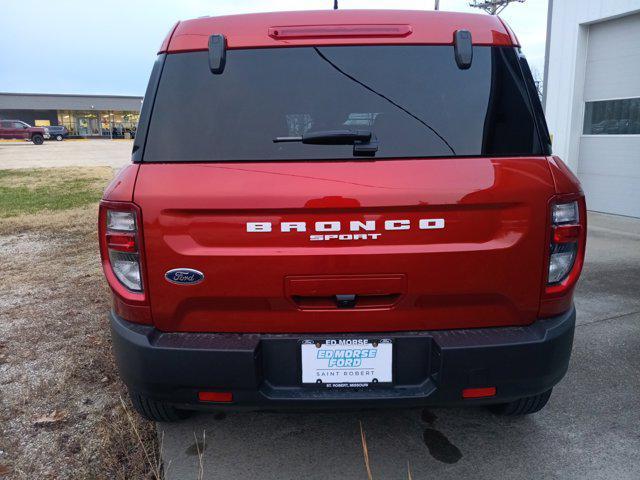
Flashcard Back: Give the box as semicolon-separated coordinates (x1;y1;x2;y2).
75;111;100;136
58;111;77;136
57;110;140;138
583;98;640;135
110;111;140;138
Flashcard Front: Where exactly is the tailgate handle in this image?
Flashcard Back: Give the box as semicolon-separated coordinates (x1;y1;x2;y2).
335;294;357;309
290;292;401;310
286;274;406;310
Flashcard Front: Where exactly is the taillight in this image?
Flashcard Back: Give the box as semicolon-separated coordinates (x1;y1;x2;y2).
540;195;586;317
99;202;147;300
548;201;580;285
105;210;142;291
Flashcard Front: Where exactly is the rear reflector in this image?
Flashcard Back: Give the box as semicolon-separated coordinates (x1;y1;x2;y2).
198;391;233;403
268;24;412;39
462;387;496;399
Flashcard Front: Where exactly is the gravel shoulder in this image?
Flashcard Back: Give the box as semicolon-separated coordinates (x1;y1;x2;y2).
0;171;158;478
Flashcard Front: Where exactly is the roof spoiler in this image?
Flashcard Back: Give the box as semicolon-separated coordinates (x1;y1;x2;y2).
208;34;227;74
453;30;473;70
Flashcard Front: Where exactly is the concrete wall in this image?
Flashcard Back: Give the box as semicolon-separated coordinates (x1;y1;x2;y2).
544;0;640;170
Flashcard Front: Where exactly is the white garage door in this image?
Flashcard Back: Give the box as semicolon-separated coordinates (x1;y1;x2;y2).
578;13;640;217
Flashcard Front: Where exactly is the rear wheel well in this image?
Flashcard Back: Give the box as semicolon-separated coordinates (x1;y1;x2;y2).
129;391;191;422
489;388;552;416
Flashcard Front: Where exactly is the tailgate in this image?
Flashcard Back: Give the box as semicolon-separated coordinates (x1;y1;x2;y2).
134;157;555;333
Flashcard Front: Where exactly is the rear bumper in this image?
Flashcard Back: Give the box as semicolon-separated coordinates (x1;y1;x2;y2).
110;307;575;410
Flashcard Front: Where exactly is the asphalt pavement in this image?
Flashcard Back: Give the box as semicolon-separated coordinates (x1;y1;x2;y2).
159;211;640;480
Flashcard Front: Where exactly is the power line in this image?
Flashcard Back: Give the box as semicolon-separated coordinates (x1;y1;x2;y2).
469;0;525;15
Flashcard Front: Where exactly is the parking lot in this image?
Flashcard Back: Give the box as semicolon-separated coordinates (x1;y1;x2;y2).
0;139;131;169
158;217;640;479
1;141;638;479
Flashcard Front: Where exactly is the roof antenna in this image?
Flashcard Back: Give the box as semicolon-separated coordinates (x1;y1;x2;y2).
333;0;338;9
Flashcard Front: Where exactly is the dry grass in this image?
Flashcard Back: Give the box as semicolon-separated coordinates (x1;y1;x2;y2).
0;171;159;479
359;421;373;480
193;431;206;480
0;167;111;190
0;167;112;218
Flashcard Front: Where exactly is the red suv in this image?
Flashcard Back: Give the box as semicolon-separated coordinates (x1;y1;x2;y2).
99;10;586;421
0;120;45;144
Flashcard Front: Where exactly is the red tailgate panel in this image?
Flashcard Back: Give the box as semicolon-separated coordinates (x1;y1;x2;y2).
134;157;555;333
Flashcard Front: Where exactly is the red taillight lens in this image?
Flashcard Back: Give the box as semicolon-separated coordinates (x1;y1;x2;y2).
553;225;581;244
106;233;137;252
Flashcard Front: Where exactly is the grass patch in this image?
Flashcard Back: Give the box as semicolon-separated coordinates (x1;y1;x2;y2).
0;167;113;218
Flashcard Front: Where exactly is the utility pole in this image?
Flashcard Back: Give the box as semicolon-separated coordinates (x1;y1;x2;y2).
469;0;525;15
435;0;440;10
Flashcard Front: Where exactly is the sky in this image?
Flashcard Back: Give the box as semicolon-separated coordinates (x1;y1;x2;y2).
0;0;548;96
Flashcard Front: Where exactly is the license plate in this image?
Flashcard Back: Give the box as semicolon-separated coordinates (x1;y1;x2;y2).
301;339;393;387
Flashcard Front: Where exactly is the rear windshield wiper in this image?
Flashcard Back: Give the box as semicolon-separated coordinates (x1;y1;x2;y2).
274;129;370;144
273;129;378;156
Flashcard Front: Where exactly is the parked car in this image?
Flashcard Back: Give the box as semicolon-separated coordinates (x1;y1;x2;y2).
0;119;45;144
99;10;586;422
44;125;68;141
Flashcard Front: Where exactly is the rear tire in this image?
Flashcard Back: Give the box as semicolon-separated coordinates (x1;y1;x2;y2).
129;391;191;422
32;134;44;145
489;389;552;416
55;134;63;141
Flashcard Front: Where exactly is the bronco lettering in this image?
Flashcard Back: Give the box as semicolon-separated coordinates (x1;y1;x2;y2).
246;218;445;241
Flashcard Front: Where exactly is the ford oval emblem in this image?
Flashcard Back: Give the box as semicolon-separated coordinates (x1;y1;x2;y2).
165;268;204;285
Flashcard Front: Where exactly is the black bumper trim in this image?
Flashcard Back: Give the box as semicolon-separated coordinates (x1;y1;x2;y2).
110;307;575;410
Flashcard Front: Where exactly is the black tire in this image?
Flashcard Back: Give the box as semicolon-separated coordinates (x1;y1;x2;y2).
32;134;44;145
489;389;552;416
55;134;63;141
129;391;191;422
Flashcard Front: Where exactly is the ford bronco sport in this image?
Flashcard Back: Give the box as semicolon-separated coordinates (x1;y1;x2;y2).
100;10;586;422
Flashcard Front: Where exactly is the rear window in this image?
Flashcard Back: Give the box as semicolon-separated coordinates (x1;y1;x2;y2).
143;45;547;162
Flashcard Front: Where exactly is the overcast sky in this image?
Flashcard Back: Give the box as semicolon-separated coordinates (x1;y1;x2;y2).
0;0;548;96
